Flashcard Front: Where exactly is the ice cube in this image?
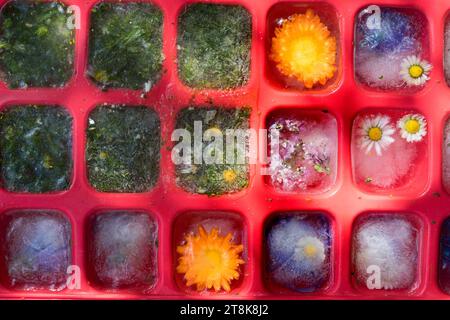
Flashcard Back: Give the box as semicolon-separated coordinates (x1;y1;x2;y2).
442;119;450;194
268;112;337;193
88;211;158;290
354;6;429;90
444;18;450;85
439;218;450;294
352;214;419;290
265;213;331;293
1;210;72;291
173;211;246;293
352;111;427;191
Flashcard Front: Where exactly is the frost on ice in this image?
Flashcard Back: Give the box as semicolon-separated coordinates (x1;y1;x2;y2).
352;214;419;290
439;218;450;294
89;211;158;289
268;113;337;193
266;213;331;292
355;6;429;90
352;111;427;191
442;119;450;194
2;211;72;291
444;17;450;85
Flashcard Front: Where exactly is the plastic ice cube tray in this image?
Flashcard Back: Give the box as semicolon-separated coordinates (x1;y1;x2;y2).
0;0;449;299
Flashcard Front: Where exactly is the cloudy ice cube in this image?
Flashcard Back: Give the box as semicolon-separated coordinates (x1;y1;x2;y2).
352;214;419;290
439;218;450;294
352;111;427;191
268;113;337;193
89;211;158;290
265;213;331;293
2;210;72;291
354;6;428;90
442;119;450;194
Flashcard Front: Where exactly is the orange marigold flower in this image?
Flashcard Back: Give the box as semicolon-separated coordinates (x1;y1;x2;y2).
176;225;245;292
270;9;337;89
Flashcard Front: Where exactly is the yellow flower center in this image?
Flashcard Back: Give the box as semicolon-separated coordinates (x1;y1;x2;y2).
408;65;424;79
368;127;382;141
94;70;108;83
223;169;237;183
204;249;222;270
304;244;318;258
99;151;108;160
208;127;223;136
404;119;420;134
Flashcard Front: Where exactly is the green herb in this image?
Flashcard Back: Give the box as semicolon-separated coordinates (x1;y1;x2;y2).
174;106;250;196
0;1;75;88
177;4;252;89
314;164;330;175
86;105;160;192
88;3;163;90
0;105;73;192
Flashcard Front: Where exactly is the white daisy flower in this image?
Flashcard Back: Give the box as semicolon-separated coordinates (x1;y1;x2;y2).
397;113;427;142
294;236;325;267
357;114;395;156
400;55;432;86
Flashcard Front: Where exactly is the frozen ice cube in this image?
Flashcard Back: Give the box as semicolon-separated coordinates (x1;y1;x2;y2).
352;214;419;290
88;211;158;290
352;111;427;191
267;112;337;193
439;218;450;294
444;17;450;85
442;119;450;194
265;213;331;293
1;210;72;291
354;6;429;90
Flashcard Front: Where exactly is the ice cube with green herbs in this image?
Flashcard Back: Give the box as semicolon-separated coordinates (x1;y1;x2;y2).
174;107;250;196
0;105;73;193
88;2;163;90
177;4;252;89
86;105;160;193
0;1;75;88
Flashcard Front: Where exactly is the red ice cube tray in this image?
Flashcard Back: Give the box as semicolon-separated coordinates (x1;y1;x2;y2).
0;0;449;300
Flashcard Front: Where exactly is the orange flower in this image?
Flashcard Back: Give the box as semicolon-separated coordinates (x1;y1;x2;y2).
270;9;337;88
176;226;244;292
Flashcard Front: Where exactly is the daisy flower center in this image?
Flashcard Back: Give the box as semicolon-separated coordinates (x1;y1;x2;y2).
223;169;237;183
404;119;420;134
408;65;424;79
303;244;318;257
368;127;382;141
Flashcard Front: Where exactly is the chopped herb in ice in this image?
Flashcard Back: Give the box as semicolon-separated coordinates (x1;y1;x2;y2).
88;2;163;90
0;1;75;88
174;107;250;196
177;4;252;89
0;105;73;193
86;105;160;192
